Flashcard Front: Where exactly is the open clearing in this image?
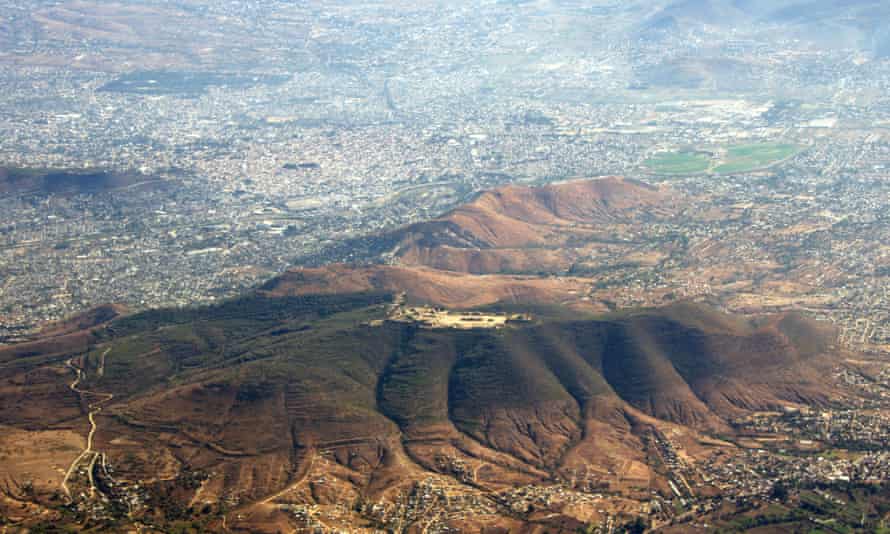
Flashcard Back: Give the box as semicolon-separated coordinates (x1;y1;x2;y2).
645;143;800;175
389;305;528;329
714;143;799;174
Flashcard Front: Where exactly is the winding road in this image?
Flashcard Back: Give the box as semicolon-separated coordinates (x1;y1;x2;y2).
60;350;113;500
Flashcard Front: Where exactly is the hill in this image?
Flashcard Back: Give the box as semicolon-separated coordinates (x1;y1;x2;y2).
307;177;677;275
638;0;890;56
0;166;164;196
261;264;601;310
642;0;889;29
0;174;860;532
0;293;842;532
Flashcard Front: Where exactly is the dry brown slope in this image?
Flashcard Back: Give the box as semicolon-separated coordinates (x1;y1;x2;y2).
262;263;601;310
387;176;674;274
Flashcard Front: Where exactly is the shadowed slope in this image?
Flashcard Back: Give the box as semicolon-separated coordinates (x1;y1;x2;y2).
0;166;164;196
0;288;842;531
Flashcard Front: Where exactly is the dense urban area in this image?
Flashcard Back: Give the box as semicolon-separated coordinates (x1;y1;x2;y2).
2;0;890;349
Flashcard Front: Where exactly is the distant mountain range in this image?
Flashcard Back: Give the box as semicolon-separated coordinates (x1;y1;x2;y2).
640;0;890;55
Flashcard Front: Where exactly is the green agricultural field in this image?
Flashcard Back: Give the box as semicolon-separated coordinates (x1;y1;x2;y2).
714;143;799;174
644;151;712;174
644;143;800;176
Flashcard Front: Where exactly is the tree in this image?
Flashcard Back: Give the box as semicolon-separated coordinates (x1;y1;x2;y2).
624;516;647;534
770;481;789;501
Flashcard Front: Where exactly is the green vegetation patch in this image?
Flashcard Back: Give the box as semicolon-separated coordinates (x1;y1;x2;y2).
644;143;800;176
644;151;712;174
714;143;799;174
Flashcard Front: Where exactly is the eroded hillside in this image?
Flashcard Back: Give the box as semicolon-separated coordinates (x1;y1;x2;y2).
0;292;845;532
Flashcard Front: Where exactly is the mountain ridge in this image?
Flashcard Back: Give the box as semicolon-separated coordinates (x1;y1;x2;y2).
0;175;853;532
